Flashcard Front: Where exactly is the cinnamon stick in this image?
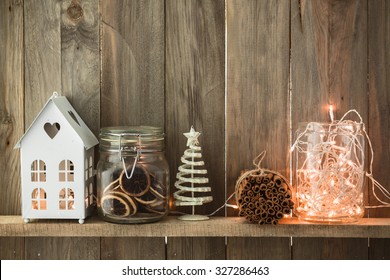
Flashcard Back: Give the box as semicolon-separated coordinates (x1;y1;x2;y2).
236;169;294;225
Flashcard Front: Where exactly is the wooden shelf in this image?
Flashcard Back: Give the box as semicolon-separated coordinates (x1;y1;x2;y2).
1;216;390;238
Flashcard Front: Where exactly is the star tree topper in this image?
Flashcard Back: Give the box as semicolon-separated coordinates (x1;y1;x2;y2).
184;126;201;147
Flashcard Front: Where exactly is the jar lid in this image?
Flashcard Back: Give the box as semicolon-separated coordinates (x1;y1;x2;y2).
99;126;165;153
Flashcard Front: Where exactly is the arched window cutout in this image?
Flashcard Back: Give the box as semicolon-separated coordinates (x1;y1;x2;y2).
31;160;46;182
84;158;88;179
89;182;94;205
59;160;74;182
84;182;94;207
89;155;93;178
32;188;47;210
59;187;75;210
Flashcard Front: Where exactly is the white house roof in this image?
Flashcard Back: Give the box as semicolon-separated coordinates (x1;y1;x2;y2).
15;92;98;149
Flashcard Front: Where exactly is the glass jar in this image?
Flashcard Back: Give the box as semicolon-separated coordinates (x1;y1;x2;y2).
97;126;169;223
293;122;365;223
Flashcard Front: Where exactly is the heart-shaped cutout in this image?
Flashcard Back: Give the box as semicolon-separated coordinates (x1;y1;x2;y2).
68;110;80;126
44;122;61;139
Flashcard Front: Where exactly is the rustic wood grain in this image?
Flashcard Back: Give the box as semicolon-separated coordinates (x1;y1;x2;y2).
167;237;225;259
23;0;62;262
61;0;100;135
227;0;290;186
291;0;368;259
0;237;25;260
25;237;100;259
165;0;225;260
328;0;367;117
59;0;101;261
1;216;390;238
1;0;390;261
292;0;328;129
0;0;24;216
101;237;165;259
292;0;367;123
23;0;101;261
367;0;390;257
24;0;62;125
166;0;225;216
227;237;291;260
0;0;25;260
369;238;390;260
292;238;368;259
368;0;390;218
101;0;164;127
100;0;165;260
226;0;290;259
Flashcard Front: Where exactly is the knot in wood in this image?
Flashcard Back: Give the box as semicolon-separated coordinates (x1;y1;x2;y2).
1;114;12;124
67;2;83;22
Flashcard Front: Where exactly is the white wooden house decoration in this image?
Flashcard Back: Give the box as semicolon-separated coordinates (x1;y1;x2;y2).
15;92;98;224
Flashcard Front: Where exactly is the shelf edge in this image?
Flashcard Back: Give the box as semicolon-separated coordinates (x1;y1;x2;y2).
1;216;390;238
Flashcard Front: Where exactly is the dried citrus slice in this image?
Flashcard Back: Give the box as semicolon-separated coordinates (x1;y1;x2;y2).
134;180;166;204
120;165;150;197
134;190;158;205
101;191;137;217
142;202;166;215
103;178;120;194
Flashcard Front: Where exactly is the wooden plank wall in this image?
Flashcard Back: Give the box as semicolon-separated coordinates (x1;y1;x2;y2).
226;0;291;260
291;0;369;260
0;0;389;260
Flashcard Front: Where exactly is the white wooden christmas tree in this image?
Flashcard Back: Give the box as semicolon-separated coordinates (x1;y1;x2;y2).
173;126;213;220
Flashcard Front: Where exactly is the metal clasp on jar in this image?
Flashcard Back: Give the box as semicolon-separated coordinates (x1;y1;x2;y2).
118;134;142;179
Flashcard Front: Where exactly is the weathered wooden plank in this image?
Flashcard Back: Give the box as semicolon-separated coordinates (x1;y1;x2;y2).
23;0;63;262
25;237;100;259
24;0;62;125
226;0;290;259
166;0;225;216
369;238;390;260
327;0;367;117
100;0;165;260
227;237;291;260
0;237;24;260
61;0;100;135
2;0;388;262
227;0;290;188
165;0;225;259
366;0;390;259
0;0;24;216
1;216;390;238
292;238;368;259
167;237;225;260
101;0;164;127
101;237;165;259
226;237;291;260
368;0;390;218
0;0;30;261
59;0;101;261
291;0;368;260
23;0;101;261
292;0;367;123
291;0;326;121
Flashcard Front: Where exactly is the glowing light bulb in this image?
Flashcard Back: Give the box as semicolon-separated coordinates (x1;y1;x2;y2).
329;104;334;122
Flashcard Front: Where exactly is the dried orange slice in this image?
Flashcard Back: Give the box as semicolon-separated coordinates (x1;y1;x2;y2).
120;165;150;197
101;191;137;217
134;190;158;205
103;178;120;194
